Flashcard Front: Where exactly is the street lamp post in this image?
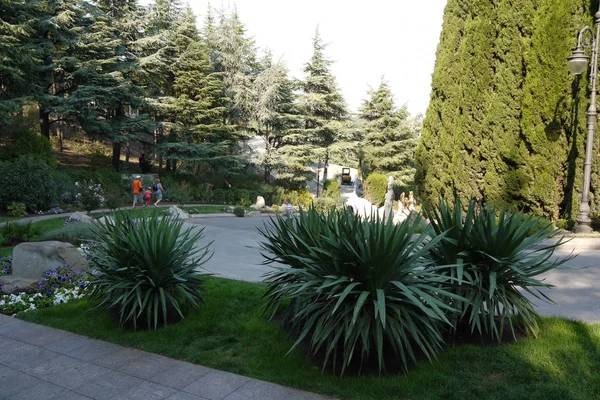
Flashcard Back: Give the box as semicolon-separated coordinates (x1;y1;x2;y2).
568;10;600;234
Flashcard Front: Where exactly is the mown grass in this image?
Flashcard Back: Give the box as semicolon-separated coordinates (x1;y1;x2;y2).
19;276;600;400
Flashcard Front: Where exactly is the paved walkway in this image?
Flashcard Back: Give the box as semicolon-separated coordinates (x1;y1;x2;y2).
0;314;328;400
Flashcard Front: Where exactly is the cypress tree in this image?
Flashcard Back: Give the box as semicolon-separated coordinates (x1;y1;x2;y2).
520;0;590;219
416;0;592;220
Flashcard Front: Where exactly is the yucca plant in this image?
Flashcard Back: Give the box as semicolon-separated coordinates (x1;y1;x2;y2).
260;207;461;375
425;197;572;341
88;212;212;330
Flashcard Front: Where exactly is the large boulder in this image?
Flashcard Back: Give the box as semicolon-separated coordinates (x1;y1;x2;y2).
251;196;266;210
0;241;89;293
67;211;94;224
166;205;189;220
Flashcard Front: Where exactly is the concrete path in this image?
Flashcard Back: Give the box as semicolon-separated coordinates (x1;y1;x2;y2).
184;218;600;323
0;314;328;400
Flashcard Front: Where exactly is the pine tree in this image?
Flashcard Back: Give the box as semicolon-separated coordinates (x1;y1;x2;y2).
284;28;347;184
358;79;419;189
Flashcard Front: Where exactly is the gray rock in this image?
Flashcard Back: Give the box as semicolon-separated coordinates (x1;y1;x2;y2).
68;212;94;224
251;196;265;210
1;241;88;293
226;206;235;213
165;206;189;220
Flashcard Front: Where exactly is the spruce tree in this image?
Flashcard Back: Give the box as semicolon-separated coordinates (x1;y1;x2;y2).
358;79;419;189
284;28;347;184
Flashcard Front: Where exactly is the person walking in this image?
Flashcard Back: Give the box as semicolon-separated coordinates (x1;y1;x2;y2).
132;175;144;208
153;178;165;207
144;187;153;207
283;198;294;220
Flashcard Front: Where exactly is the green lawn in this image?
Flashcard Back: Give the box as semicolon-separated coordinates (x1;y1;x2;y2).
18;276;600;400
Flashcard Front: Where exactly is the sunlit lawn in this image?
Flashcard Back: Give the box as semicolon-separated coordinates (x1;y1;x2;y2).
19;276;600;400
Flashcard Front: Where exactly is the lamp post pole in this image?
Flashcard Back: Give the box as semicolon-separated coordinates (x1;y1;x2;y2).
569;10;600;233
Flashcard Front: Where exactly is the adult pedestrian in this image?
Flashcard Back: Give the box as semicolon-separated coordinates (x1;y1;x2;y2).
153;178;165;207
132;175;144;208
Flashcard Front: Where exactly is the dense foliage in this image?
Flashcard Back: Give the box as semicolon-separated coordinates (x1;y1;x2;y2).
363;172;388;207
260;208;457;375
88;213;212;330
425;197;571;339
416;0;591;220
358;79;420;189
0;156;58;212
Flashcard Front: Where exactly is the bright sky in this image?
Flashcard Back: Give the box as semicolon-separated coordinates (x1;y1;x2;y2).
142;0;448;116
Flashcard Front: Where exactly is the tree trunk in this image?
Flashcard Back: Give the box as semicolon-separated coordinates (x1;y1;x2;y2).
58;124;63;152
112;141;121;171
39;106;50;139
125;142;130;163
323;152;329;182
264;168;270;183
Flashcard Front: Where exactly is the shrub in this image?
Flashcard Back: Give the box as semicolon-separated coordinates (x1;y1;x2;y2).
364;172;388;207
555;219;568;230
323;180;341;200
262;185;285;206
88;213;212;330
39;222;98;246
212;188;235;205
0;222;39;246
169;182;194;206
260;208;457;375
52;171;78;204
103;189;124;211
296;189;313;209
7;202;27;218
76;181;104;213
233;206;245;217
0;128;57;168
312;196;340;213
425;197;571;340
0;156;58;212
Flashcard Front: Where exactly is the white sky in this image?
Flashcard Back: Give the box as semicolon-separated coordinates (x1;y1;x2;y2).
142;0;448;116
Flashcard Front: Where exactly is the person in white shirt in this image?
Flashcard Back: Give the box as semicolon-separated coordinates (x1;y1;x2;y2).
284;198;294;220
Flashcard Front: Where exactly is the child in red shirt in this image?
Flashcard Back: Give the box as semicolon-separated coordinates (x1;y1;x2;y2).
144;187;152;207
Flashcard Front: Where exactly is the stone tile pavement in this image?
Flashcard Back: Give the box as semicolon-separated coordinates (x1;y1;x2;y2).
0;314;330;400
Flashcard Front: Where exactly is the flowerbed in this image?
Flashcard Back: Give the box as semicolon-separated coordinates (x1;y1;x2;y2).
0;257;89;315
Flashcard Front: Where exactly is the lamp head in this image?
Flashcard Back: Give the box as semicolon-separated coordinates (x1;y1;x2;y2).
568;46;589;75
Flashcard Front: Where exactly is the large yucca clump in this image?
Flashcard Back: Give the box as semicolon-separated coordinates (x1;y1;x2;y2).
88;213;212;330
260;208;459;375
425;197;571;340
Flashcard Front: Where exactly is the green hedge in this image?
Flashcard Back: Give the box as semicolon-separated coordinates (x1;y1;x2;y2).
364;172;388;207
